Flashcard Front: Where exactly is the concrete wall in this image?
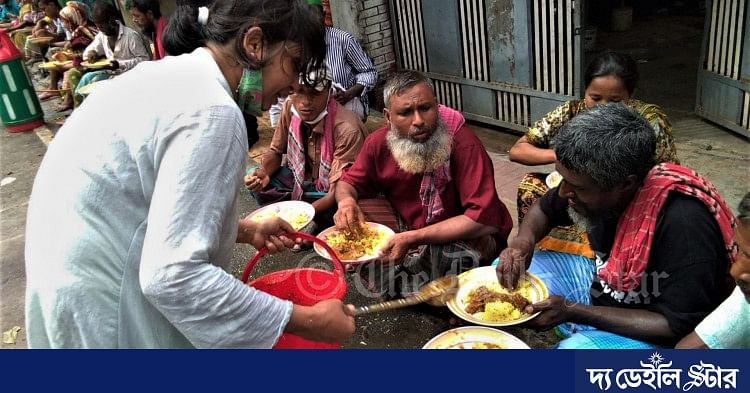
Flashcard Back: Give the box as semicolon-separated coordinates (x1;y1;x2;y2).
331;0;396;78
330;0;361;40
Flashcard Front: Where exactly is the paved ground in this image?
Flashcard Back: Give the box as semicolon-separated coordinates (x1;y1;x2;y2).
1;13;748;349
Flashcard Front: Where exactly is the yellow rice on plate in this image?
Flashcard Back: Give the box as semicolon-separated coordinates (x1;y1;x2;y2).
324;224;388;260
250;208;310;231
464;281;534;322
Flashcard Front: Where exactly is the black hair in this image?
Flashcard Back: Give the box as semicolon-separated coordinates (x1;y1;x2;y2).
584;51;639;95
310;4;325;22
126;0;161;19
92;1;119;23
163;0;326;86
38;0;59;8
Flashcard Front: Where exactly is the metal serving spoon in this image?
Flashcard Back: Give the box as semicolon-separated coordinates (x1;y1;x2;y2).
352;275;459;316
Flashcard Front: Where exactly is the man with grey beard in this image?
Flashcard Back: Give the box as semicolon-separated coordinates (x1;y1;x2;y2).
335;70;512;299
496;103;734;349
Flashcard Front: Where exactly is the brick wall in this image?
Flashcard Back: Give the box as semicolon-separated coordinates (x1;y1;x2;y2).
330;0;397;111
356;0;396;78
329;0;396;112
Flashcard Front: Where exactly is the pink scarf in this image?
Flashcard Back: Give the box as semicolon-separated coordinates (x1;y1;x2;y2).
287;98;338;200
419;105;465;224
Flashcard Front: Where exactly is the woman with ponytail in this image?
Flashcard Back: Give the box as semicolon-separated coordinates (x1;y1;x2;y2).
25;0;355;348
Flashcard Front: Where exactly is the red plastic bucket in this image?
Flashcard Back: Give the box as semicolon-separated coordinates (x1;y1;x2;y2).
241;232;347;349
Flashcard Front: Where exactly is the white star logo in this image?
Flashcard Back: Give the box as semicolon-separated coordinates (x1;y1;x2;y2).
649;352;664;367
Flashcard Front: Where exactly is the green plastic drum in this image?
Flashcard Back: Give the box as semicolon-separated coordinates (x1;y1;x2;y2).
1;29;45;133
0;58;44;132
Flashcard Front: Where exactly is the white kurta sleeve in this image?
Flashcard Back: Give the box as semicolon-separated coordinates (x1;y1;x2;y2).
139;104;293;348
83;32;105;60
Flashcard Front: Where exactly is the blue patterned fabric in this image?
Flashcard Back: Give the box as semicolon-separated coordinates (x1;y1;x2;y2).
492;251;659;349
556;329;659;349
527;250;596;308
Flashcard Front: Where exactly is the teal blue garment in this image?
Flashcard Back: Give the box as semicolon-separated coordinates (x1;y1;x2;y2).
74;70;110;100
1;0;21;21
695;287;750;348
556;330;658;349
10;0;20;15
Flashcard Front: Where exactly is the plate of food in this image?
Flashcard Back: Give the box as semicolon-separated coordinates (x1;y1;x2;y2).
39;60;72;70
29;36;54;45
422;326;530;349
247;201;315;232
50;51;76;62
447;266;548;327
81;59;111;70
314;222;394;264
545;170;563;189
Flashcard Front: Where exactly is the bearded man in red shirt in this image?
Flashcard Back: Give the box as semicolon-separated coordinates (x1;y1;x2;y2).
335;70;512;299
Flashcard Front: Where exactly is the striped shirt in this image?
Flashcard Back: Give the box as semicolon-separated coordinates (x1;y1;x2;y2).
325;27;377;115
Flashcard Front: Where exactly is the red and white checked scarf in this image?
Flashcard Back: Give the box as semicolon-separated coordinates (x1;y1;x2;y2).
287;98;338;200
419;105;464;225
599;163;737;291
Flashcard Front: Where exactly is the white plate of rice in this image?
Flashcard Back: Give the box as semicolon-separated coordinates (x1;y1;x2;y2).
422;326;530;349
247;201;315;232
447;266;548;327
314;222;394;264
